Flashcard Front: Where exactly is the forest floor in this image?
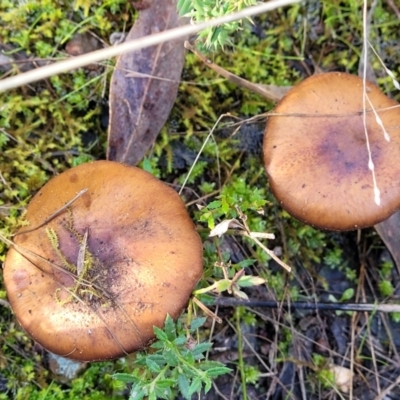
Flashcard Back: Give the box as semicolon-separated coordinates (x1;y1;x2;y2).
1;1;400;399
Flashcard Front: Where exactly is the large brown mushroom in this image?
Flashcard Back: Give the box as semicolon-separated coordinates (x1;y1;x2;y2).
263;72;400;230
3;160;203;361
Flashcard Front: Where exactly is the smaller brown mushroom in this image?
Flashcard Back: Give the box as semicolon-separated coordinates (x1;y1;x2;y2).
3;160;203;361
263;72;400;231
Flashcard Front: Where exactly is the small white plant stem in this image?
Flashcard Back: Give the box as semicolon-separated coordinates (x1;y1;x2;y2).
192;296;222;323
246;235;291;273
0;0;301;92
361;0;380;206
366;95;390;141
234;206;291;272
247;231;275;240
368;41;400;90
179;113;229;195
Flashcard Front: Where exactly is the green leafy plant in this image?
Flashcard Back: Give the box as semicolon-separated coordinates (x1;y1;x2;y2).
112;315;231;400
2;1;400;398
312;354;335;389
177;0;258;51
378;260;395;297
198;177;267;229
194;260;265;300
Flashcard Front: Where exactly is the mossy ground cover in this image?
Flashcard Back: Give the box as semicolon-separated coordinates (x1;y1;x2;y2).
1;1;400;399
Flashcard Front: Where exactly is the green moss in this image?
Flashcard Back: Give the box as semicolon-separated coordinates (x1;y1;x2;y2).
1;0;400;398
0;1;135;396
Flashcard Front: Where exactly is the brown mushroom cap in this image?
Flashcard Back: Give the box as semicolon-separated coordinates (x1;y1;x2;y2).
4;160;203;361
263;72;400;230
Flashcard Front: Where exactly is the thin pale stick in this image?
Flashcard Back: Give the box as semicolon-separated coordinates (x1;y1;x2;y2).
14;189;88;237
247;235;291;272
192;296;222;324
226;230;275;240
234;205;290;272
0;0;301;92
213;297;400;312
179;114;228;195
361;0;380;206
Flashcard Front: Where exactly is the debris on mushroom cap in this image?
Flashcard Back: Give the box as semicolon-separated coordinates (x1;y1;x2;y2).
3;160;203;361
263;72;400;231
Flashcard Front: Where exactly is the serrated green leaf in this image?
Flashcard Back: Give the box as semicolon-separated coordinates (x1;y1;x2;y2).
155;384;173;399
206;200;222;210
112;373;138;383
202;376;212;393
129;384;146;400
164;314;177;341
174;336;187;346
198;360;228;370
156;379;176;389
204;377;212;393
190;317;206;332
181;362;199;378
206;366;232;377
221;197;229;213
146;358;161;373
147;354;166;365
133;354;148;366
188;376;203;395
207;215;215;229
178;374;191;400
154;326;168;341
163;349;179;366
191;342;212;358
150;341;165;349
182;351;195;365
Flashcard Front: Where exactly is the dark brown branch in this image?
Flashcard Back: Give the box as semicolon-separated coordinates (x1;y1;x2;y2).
184;41;291;102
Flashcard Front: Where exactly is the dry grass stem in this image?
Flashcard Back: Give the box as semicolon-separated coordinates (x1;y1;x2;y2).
0;0;301;92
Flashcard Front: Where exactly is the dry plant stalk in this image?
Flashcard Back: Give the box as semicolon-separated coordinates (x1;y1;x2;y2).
0;0;301;92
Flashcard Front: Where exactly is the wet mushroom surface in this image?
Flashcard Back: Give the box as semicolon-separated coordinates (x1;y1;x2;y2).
263;72;400;230
3;160;203;361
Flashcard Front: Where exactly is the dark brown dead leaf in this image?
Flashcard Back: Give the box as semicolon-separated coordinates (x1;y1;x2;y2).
65;32;103;71
65;32;102;56
107;0;186;165
374;211;400;275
